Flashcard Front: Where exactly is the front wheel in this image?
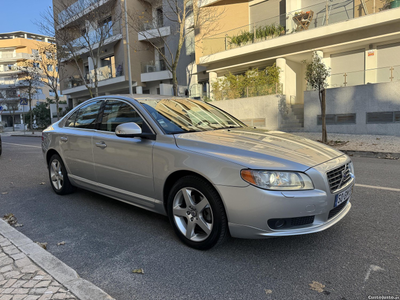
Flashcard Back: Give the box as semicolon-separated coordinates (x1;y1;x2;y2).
167;176;228;250
48;154;74;195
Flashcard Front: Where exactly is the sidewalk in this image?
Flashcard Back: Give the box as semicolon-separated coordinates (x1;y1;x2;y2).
0;220;114;300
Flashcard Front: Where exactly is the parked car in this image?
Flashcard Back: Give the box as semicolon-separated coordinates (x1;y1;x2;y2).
42;95;355;250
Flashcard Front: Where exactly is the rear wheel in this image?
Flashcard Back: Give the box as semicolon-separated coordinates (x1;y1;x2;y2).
167;176;228;250
48;154;74;195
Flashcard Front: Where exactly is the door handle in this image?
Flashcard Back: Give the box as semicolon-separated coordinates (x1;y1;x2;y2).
95;141;107;149
60;136;68;142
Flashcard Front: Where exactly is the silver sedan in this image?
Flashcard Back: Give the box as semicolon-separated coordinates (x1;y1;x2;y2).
42;95;355;250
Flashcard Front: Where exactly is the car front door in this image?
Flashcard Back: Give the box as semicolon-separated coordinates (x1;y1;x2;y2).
92;99;156;207
59;100;103;184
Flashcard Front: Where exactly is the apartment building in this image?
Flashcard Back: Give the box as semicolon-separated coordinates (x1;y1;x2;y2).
0;31;65;128
193;0;400;132
55;0;195;106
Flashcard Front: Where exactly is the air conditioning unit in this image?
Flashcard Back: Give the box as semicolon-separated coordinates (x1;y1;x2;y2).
146;65;156;73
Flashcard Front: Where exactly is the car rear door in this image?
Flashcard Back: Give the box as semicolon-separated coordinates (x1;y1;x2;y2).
92;99;156;206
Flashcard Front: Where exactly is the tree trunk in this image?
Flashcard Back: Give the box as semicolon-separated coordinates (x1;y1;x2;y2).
29;98;33;134
56;94;60;120
12;112;15;131
172;65;178;96
321;89;327;143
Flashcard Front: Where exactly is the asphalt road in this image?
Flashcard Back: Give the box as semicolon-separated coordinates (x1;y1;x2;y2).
0;135;399;300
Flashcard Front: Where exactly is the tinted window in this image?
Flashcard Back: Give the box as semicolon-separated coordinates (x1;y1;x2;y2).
100;100;145;132
75;101;102;129
65;111;78;127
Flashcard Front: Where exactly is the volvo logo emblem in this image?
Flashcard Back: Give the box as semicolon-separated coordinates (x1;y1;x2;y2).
338;164;348;188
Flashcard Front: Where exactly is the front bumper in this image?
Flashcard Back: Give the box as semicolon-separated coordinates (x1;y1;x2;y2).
216;155;354;239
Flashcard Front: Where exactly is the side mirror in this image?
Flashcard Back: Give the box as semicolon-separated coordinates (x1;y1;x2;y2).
115;122;142;138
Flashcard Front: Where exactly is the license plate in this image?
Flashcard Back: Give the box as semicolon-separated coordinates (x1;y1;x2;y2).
335;186;352;207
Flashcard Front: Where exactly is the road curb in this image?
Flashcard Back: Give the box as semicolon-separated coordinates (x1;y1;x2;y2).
0;219;115;300
341;150;400;160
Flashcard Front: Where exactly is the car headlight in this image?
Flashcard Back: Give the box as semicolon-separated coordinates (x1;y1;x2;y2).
348;161;355;175
241;170;314;190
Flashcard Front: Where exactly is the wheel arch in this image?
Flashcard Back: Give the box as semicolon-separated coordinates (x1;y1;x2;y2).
162;170;227;216
46;149;61;165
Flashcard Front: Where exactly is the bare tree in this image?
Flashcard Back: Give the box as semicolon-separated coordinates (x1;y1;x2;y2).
16;60;42;134
304;51;331;144
127;0;223;96
35;43;64;120
39;1;123;98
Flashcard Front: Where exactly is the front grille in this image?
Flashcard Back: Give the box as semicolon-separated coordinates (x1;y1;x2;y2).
327;163;352;192
268;216;315;229
328;201;347;219
291;216;315;226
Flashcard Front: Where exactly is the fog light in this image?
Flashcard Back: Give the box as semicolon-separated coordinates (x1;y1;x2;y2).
274;219;286;228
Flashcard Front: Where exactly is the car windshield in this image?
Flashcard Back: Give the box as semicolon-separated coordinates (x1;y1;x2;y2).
138;98;245;134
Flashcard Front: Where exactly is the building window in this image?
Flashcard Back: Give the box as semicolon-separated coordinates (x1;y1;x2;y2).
317;114;356;125
33;62;40;68
49;90;56;97
32;49;39;56
47;65;53;71
366;111;400;124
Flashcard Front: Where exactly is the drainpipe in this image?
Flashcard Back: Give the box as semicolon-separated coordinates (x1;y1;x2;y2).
124;0;133;94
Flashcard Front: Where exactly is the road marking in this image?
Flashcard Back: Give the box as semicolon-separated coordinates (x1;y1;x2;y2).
364;265;384;282
3;142;41;149
355;183;400;192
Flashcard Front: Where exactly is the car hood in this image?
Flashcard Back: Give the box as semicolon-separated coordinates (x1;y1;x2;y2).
174;128;344;171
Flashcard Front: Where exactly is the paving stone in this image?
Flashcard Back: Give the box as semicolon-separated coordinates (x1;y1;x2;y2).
0;257;13;267
30;287;47;295
11;279;27;288
3;270;21;279
11;287;30;294
25;296;40;300
34;280;51;288
0;295;13;300
2;245;19;255
21;273;36;280
23;279;40;288
37;294;52;300
21;265;41;274
10;253;27;261
12;295;26;300
3;278;17;287
2;287;14;293
15;258;33;268
0;265;13;273
45;285;60;294
52;293;68;299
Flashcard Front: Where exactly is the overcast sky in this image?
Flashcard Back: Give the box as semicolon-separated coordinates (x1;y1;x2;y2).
0;0;53;35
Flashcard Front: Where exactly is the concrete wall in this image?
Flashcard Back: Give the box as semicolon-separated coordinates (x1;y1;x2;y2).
304;81;400;136
211;94;286;130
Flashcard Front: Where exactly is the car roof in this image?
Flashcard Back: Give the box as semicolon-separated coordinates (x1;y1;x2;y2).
111;94;186;101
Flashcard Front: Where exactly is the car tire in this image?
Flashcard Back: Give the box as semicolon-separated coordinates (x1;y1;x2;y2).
48;154;75;195
167;175;228;250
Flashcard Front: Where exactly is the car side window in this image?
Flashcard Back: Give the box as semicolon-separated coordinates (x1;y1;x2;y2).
100;100;148;132
74;101;102;129
65;111;79;127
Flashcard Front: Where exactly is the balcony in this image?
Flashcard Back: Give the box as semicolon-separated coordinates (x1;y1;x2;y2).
138;23;171;42
64;63;125;95
199;0;400;61
62;21;122;59
57;0;114;29
329;65;400;88
140;60;172;82
0;53;31;63
0;65;23;76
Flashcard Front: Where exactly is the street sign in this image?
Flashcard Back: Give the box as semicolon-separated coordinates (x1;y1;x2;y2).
0;106;3;111
20;98;28;105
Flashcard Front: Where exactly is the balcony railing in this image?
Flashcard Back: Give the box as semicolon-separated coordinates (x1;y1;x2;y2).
57;0;112;27
66;20;122;52
0;53;31;60
329;65;400;88
200;0;395;57
67;63;123;89
141;60;167;73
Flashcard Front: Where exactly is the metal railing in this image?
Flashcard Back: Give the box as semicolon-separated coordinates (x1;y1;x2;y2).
0;53;31;60
212;84;283;101
141;60;167;73
67;63;123;88
57;0;111;26
201;0;392;57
